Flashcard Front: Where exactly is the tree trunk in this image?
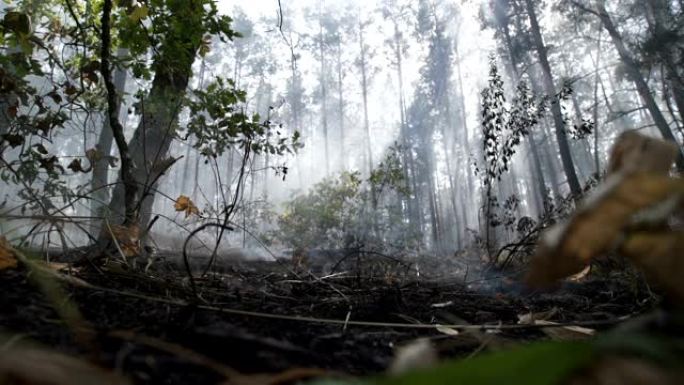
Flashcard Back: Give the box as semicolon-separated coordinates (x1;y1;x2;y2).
525;0;582;198
336;38;346;170
595;0;684;169
104;1;203;231
643;0;684;125
91;48;128;233
318;2;330;176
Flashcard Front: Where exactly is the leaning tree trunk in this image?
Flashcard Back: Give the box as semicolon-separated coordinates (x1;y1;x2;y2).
644;0;684;126
525;0;582;198
594;0;684;169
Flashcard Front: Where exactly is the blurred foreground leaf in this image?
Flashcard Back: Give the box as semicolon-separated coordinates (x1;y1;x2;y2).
0;346;130;385
309;341;594;385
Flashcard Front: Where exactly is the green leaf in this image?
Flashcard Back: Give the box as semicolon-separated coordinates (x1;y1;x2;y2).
129;5;149;22
3;11;31;35
310;341;594;385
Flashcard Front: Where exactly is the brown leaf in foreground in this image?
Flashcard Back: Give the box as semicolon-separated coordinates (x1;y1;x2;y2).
526;173;683;287
0;346;130;385
621;231;684;303
567;356;682;385
0;236;18;271
607;130;679;175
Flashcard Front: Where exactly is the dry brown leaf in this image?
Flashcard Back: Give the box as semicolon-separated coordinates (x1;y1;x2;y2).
527;174;683;287
607;130;678;175
174;195;200;218
621;231;684;303
0;236;18;271
0;346;130;385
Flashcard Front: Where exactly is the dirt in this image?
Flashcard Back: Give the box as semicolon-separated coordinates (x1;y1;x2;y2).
0;253;658;384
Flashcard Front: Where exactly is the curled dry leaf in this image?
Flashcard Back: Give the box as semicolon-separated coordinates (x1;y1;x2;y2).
174;195;200;218
0;236;18;271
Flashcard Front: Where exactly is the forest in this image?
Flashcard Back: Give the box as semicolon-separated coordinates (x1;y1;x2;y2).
0;0;683;384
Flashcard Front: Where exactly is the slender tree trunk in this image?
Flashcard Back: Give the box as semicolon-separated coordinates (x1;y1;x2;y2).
391;19;415;229
358;20;377;217
644;0;684;125
318;2;330;176
91;47;128;233
525;0;581;197
100;0;137;226
454;40;474;236
499;15;547;213
336;39;346;170
591;29;603;173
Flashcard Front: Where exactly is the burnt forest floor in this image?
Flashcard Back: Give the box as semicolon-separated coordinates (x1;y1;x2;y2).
0;252;659;384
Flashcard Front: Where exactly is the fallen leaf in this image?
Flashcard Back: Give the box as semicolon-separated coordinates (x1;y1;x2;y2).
174;195;200;218
435;325;460;336
0;236;18;271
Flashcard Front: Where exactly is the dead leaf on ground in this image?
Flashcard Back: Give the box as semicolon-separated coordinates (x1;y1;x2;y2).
0;236;18;271
0;346;130;385
174;195;200;218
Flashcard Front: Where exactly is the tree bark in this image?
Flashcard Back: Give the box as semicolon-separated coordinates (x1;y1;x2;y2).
105;1;204;230
100;0;137;226
594;0;684;169
525;0;582;198
91;47;128;233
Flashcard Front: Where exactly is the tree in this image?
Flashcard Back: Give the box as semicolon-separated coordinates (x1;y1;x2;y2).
570;0;684;170
524;0;582;198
